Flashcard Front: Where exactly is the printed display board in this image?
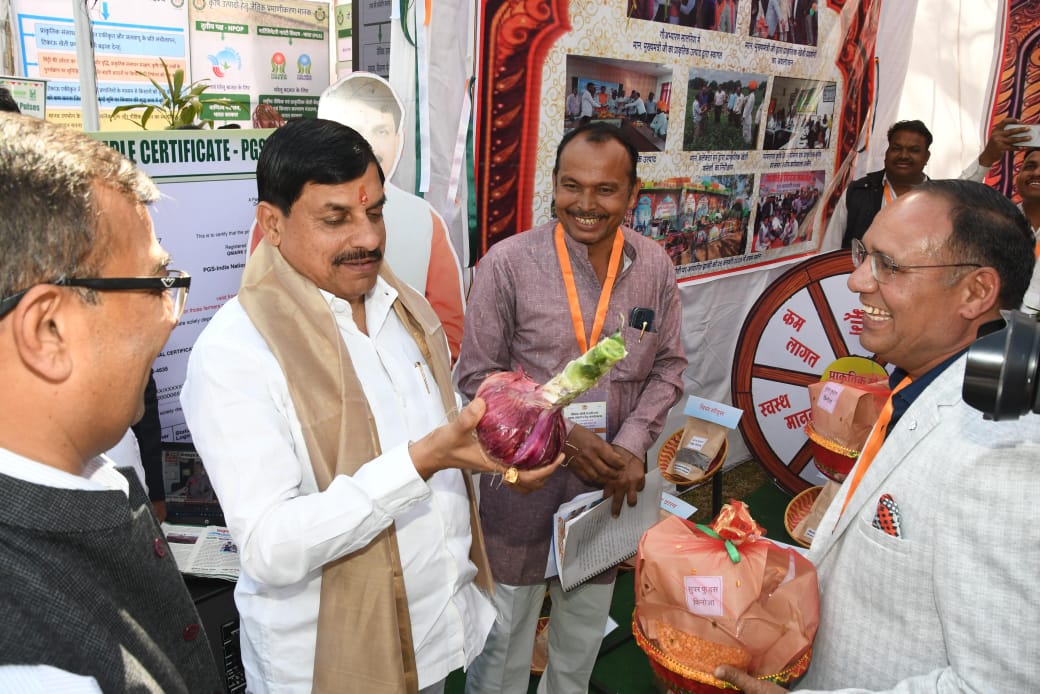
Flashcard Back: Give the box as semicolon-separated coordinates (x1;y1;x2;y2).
11;0;330;129
476;0;882;284
90;129;270;442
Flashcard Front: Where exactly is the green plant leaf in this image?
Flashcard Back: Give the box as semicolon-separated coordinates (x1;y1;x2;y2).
160;58;174;91
111;103;151;116
178;103;198;126
140;105;155;129
172;68;185;98
142;72;169;102
115;56;228;130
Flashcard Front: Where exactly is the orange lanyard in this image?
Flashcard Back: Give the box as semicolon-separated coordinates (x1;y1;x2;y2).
839;376;912;518
882;180;896;206
554;223;625;353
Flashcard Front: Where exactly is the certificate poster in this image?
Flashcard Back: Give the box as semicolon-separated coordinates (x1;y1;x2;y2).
188;0;331;123
475;0;882;284
10;0;190;130
89;129;271;442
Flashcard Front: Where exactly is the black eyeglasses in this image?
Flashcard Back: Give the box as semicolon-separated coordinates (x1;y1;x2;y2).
851;238;981;284
0;270;191;322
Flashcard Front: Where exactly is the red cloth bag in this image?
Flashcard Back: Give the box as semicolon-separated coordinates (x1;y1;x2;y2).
634;504;819;689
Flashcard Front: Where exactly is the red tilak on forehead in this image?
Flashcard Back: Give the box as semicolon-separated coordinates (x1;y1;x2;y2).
359;185;369;206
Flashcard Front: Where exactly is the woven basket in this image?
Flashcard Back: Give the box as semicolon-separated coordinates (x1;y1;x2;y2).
784;485;822;548
633;618;812;693
657;430;727;487
804;422;859;481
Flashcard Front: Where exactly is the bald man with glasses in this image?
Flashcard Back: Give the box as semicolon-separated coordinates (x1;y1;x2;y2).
718;180;1040;693
0;114;220;692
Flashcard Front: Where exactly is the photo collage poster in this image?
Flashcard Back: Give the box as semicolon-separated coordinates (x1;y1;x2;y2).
477;0;882;284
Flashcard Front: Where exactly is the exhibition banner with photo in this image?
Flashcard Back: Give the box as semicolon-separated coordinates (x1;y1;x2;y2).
10;0;330;129
187;0;331;122
476;0;881;284
90;129;272;442
11;0;190;130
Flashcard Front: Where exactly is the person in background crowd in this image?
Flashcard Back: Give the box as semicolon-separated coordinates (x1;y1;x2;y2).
714;86;726;124
719;180;1040;693
676;0;697;26
581;82;597;124
623;90;647;119
1007;148;1040;313
717;0;736;32
650;108;669;139
697;0;718;29
797;0;818;44
823;119;933;250
691;86;707;142
962;117;1040;313
732;86;748;126
457;121;686;694
0;113;219;692
566;87;581;120
182;118;557;694
645;91;658;123
741;84;758;144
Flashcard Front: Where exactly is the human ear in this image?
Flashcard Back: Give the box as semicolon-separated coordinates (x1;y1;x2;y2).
959;266;1000;319
10;285;75;384
256;202;284;247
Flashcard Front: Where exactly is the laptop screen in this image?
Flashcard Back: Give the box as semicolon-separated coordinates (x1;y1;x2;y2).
162;443;226;526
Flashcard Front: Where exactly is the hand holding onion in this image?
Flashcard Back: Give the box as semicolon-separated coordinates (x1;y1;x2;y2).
408;398;561;493
473;328;628;478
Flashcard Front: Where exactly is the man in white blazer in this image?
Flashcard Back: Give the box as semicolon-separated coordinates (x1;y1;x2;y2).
719;179;1040;692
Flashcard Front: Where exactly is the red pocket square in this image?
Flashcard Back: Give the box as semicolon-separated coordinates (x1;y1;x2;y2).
872;493;901;537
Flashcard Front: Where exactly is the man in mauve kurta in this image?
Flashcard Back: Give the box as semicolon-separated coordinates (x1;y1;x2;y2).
456;122;687;694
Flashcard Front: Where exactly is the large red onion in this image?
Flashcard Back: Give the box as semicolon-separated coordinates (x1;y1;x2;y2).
474;370;566;469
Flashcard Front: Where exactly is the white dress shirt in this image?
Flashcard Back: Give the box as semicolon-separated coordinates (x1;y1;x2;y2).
0;449;129;693
180;276;494;692
580;90;596;118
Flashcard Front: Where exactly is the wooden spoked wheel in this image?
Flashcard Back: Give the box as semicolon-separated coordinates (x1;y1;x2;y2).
731;250;879;495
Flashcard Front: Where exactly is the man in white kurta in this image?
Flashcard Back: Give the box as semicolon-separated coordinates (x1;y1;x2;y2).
180;119;556;694
182;282;495;692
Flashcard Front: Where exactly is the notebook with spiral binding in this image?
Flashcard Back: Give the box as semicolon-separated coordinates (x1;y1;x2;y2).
546;472;662;591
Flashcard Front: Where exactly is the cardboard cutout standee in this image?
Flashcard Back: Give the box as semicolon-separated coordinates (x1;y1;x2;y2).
318;73;466;359
248;73;467;359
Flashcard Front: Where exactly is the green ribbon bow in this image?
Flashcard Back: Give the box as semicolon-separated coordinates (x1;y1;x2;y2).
696;524;742;564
